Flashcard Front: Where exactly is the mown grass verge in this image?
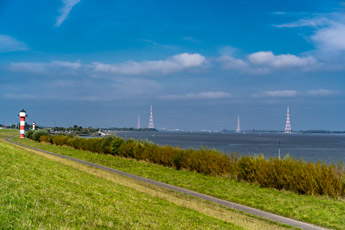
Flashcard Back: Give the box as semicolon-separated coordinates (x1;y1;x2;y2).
8;131;345;230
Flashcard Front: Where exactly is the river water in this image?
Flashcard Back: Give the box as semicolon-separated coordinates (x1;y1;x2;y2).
110;131;345;163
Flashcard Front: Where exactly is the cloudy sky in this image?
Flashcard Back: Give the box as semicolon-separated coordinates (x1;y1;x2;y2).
1;0;345;130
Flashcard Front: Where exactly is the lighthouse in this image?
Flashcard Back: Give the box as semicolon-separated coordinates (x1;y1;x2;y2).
18;109;27;138
32;121;36;130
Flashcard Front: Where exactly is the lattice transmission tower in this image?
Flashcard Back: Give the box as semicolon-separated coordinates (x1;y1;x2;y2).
148;105;154;129
284;106;292;134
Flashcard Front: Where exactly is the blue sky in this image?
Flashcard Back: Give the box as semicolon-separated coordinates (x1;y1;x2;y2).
1;0;345;131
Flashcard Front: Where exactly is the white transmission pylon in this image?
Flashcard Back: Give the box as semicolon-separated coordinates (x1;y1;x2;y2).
148;105;154;129
284;106;292;134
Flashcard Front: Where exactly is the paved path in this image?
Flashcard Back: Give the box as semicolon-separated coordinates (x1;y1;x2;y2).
7;137;326;230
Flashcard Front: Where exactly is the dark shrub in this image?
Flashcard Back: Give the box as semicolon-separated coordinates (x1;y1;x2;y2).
158;145;179;167
131;140;148;160
237;156;256;182
52;135;69;146
39;135;50;143
82;138;102;153
48;135;53;144
67;137;83;150
26;130;34;139
32;130;48;142
117;139;135;157
173;149;185;170
100;136;114;154
110;137;124;155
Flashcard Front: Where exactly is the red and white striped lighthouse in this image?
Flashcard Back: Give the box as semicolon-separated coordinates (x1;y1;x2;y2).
18;109;27;138
32;121;36;130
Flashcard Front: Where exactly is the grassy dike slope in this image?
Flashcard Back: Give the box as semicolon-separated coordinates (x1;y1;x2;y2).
0;130;293;230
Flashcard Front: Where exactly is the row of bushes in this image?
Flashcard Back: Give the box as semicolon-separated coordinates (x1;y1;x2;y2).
25;130;345;197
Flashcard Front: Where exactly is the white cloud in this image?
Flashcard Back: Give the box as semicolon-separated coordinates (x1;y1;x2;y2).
274;18;330;28
252;89;337;98
311;23;345;53
1;93;112;102
270;13;345;71
218;55;249;70
51;61;81;69
218;51;316;74
248;51;316;68
274;14;345;56
56;0;81;27
307;89;335;96
252;90;298;98
92;53;206;75
0;34;28;53
8;54;205;77
217;13;345;73
10;62;49;74
160;91;232;100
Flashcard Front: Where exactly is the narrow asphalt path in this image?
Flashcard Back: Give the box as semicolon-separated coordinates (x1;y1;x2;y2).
7;137;326;230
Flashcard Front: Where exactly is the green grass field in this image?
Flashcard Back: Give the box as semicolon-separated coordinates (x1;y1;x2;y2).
0;130;295;229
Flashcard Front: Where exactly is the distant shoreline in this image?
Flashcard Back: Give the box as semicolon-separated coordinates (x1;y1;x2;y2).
221;129;345;134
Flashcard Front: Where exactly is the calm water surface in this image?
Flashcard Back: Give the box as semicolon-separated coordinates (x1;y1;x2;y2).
111;131;345;163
